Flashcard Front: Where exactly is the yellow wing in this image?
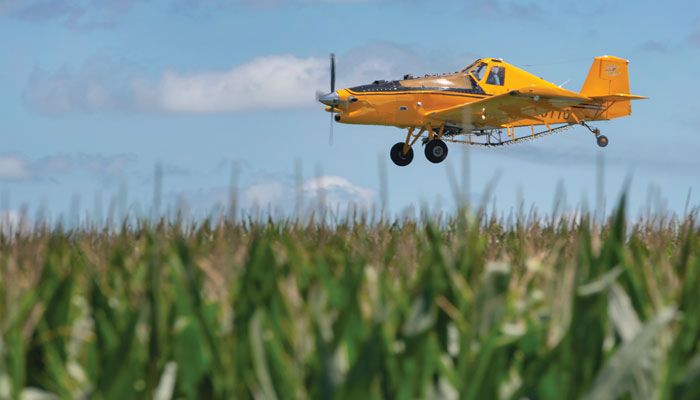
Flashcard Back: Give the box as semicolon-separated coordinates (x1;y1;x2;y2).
426;85;591;128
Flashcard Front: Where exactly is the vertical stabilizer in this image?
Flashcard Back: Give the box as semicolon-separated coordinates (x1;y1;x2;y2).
581;56;634;119
580;55;630;97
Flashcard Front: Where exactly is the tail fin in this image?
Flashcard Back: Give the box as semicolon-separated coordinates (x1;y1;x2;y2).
580;56;646;119
580;55;630;97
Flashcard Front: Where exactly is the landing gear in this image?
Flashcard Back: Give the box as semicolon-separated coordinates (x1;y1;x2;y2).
424;139;448;163
390;126;421;166
389;125;449;166
390;142;414;166
596;135;609;148
581;122;609;148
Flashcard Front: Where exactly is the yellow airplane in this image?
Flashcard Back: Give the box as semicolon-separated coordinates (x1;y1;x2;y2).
318;54;646;166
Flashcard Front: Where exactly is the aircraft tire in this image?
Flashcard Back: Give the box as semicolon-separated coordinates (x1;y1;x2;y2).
390;142;414;166
596;135;609;148
424;139;448;163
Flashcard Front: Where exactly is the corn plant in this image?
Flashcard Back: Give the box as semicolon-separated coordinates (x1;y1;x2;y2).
0;199;699;399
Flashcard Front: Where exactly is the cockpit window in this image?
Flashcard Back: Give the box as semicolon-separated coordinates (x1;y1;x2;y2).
486;66;505;86
468;63;487;81
461;60;479;72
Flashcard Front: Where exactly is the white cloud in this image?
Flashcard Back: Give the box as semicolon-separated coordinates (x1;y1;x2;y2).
177;175;376;215
25;58;141;115
140;55;328;113
25;55;329;114
464;0;543;19
24;42;459;115
73;154;134;179
0;156;32;180
2;0;384;27
0;0;142;30
240;175;375;212
242;181;287;208
302;175;375;208
173;0;378;9
0;153;135;182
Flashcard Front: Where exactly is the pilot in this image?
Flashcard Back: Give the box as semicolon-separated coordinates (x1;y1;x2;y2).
488;66;502;85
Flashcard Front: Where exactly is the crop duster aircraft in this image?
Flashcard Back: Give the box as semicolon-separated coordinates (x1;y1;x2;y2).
317;54;646;166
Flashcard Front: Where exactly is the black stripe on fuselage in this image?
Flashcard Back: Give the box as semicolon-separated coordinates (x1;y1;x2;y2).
348;80;486;96
347;90;490;100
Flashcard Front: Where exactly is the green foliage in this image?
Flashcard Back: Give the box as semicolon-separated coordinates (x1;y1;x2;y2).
0;203;699;399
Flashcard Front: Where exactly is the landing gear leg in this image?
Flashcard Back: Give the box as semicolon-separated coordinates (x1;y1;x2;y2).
390;127;423;167
581;122;608;148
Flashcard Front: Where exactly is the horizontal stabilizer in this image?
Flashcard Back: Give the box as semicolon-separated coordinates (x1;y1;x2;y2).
589;93;648;101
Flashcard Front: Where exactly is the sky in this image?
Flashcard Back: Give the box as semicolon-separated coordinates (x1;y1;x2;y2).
0;0;698;223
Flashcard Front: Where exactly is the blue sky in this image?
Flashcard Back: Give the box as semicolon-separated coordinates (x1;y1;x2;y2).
0;0;698;222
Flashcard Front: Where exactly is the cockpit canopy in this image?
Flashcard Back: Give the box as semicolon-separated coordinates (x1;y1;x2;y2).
463;59;506;87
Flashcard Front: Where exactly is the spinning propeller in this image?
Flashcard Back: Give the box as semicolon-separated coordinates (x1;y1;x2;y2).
316;53;338;146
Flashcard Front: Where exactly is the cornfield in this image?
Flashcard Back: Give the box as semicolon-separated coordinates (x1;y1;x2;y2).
1;198;699;399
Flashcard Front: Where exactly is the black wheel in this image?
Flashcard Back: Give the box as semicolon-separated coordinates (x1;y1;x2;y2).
596;135;609;148
390;142;414;166
424;139;448;163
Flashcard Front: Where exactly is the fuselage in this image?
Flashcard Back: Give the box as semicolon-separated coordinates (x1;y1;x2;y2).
323;58;631;132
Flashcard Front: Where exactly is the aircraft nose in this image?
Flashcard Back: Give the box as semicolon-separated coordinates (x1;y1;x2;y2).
318;91;340;106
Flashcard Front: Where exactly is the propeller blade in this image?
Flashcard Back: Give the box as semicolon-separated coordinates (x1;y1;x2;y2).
329;110;334;146
330;53;336;93
327;53;336;146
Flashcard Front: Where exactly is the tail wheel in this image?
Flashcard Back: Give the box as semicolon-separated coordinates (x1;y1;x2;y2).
390;142;414;166
424;139;448;163
596;135;609;148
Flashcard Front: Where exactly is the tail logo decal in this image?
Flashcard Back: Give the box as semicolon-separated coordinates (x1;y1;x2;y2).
604;65;619;77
